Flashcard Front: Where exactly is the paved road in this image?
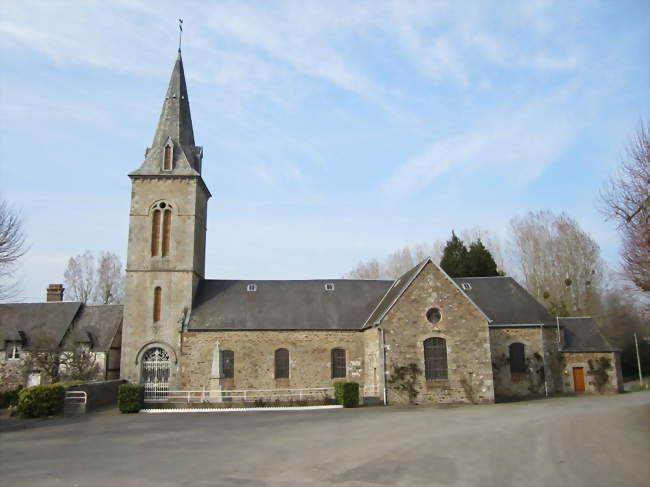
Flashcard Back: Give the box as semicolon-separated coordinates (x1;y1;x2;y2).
1;392;648;487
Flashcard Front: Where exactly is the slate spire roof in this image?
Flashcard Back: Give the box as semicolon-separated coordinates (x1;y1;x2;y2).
130;50;203;177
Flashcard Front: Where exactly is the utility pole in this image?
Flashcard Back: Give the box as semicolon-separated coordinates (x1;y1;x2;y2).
634;332;645;389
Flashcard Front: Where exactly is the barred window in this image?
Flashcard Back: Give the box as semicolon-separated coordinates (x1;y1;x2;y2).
275;348;289;379
424;337;448;380
331;348;346;378
221;350;234;379
509;342;526;374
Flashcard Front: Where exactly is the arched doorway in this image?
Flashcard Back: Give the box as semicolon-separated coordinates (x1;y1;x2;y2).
141;347;170;399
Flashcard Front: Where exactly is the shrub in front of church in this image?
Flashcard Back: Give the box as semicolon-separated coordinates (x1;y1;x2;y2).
118;384;144;413
15;384;65;418
334;382;359;408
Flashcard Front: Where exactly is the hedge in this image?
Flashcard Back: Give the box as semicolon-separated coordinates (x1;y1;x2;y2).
15;384;65;418
334;381;359;408
118;384;144;413
0;386;22;409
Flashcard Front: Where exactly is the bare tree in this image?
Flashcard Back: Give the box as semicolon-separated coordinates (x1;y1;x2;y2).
64;250;124;304
22;337;64;384
509;211;604;316
95;251;124;304
0;198;27;301
600;121;650;292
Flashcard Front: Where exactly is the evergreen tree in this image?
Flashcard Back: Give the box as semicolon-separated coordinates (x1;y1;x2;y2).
439;231;469;277
466;239;500;277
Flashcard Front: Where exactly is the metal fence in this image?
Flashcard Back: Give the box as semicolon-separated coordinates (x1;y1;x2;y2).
144;387;335;404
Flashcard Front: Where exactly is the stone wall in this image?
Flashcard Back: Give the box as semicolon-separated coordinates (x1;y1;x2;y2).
380;261;494;405
489;326;561;398
0;355;25;392
65;379;126;410
560;351;622;393
180;330;367;397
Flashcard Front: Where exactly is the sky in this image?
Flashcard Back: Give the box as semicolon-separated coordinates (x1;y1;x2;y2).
1;0;649;302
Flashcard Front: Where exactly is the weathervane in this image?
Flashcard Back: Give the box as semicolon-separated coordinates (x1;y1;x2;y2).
178;18;183;52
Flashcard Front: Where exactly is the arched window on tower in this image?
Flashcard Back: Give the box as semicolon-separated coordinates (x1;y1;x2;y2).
153;287;162;323
162;209;172;257
151;209;161;256
424;337;448;380
163;144;173;171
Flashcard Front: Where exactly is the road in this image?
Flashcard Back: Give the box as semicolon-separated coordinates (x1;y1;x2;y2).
1;392;648;487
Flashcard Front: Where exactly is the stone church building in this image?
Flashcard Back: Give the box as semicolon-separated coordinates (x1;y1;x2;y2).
2;50;623;404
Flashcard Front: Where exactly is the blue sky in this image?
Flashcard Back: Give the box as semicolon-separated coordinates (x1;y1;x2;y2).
1;0;648;302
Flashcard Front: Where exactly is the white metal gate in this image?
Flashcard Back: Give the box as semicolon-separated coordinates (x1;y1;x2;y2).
142;348;170;399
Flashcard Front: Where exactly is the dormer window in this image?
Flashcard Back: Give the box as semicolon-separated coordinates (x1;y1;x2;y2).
247;284;257;292
163;144;173;171
324;283;335;291
461;283;472;291
7;342;21;360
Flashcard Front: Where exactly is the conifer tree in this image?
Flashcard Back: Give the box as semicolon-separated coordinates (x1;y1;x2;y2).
439;231;469;277
466;239;500;277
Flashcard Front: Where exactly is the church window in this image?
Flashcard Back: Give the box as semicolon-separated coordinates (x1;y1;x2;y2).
426;307;442;324
275;348;289;379
153;287;162;323
163;144;173;171
424;337;448;380
247;284;257;292
331;348;346;378
151;210;161;256
509;343;526;374
221;350;234;379
324;283;335;291
162;210;172;257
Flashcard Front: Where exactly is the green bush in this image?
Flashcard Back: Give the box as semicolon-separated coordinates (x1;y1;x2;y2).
118;384;144;413
0;386;22;408
15;384;65;418
334;382;359;408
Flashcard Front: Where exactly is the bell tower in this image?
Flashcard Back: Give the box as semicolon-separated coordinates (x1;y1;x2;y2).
120;50;210;388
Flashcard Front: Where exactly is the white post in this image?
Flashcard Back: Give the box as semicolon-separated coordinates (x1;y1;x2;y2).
634;333;644;389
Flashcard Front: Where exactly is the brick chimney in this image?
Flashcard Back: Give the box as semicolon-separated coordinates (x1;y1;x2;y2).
46;284;64;302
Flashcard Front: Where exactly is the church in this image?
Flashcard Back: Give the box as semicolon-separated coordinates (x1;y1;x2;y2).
2;50;623;405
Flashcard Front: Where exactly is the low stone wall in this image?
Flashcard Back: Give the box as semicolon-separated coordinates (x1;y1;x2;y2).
65;379;126;411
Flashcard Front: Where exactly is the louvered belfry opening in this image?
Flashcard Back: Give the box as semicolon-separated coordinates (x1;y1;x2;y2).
163;145;173;171
424;337;448;380
275;348;289;379
162;210;172;256
153;287;162;322
151;210;161;256
331;348;346;378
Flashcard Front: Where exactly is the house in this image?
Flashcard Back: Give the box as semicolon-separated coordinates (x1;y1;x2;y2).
0;285;122;390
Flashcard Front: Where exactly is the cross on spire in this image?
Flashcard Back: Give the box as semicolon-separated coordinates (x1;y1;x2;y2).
178;19;183;52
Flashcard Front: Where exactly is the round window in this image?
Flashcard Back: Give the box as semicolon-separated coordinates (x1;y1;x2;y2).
426;307;442;324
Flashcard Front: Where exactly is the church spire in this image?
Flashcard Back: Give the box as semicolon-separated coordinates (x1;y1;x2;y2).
131;49;203;176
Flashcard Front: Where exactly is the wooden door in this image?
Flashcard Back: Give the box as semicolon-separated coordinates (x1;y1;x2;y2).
573;367;585;392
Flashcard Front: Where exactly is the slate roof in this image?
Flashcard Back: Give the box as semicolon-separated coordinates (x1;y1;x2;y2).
64;305;123;351
130;50;203;178
559;317;619;352
0;302;82;347
188;279;393;331
452;276;555;325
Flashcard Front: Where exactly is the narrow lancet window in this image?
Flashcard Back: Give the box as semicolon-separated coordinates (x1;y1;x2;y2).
163;145;173;171
275;349;289;379
153;287;162;323
151;210;161;256
162;210;172;257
